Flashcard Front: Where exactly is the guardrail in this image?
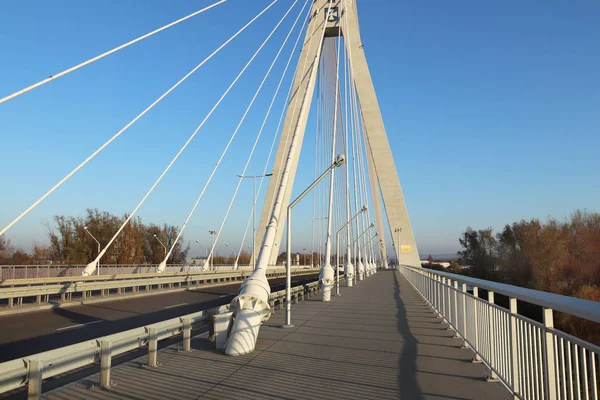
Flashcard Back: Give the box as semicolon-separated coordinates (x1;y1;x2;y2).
0;279;324;399
0;267;318;310
399;265;600;400
0;264;315;280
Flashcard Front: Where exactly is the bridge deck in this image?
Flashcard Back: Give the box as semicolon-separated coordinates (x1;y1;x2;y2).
43;270;510;399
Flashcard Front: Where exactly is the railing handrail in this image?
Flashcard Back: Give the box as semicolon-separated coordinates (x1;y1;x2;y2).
0;279;321;395
404;265;600;324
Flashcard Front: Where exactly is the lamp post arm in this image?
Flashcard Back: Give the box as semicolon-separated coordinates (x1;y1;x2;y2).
289;161;338;209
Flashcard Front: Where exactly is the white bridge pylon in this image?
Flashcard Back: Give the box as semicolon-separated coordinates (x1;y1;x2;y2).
225;0;420;356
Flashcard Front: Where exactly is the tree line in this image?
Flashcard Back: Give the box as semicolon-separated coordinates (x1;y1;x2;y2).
0;209;190;265
450;209;599;344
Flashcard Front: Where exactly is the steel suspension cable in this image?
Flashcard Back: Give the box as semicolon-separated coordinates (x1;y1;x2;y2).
233;0;312;267
86;0;288;268
0;0;226;105
0;0;277;237
200;0;311;267
160;0;303;264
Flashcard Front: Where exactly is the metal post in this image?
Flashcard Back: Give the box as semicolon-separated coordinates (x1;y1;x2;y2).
252;176;256;269
182;319;192;352
27;360;42;400
487;291;499;381
148;328;158;367
543;308;557;400
100;340;112;388
284;208;293;328
461;282;468;347
453;280;459;337
335;232;340;296
509;298;519;397
472;286;482;363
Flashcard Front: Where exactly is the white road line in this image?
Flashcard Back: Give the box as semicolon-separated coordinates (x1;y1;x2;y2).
56;320;102;331
163;303;188;309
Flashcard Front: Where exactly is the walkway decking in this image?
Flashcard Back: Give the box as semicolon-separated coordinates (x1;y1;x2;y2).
43;271;510;399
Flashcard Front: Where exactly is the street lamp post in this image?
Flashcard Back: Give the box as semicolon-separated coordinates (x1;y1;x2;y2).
84;226;101;275
284;155;345;327
238;173;273;269
208;230;216;270
225;243;236;268
335;205;367;294
153;234;167;257
394;227;402;266
153;234;168;272
195;240;208;270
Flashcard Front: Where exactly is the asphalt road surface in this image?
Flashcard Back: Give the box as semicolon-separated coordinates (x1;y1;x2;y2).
0;274;318;362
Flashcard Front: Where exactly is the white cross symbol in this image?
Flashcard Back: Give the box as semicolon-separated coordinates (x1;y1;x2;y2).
327;8;338;22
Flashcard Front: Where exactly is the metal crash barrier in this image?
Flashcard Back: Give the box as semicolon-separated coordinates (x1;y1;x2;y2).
0;279;327;399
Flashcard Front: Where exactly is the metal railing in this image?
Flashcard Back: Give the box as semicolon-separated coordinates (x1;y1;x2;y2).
0;279;322;399
0;264;315;280
399;265;600;400
0;267;317;310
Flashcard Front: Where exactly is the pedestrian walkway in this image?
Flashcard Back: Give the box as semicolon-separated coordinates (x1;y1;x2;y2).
44;271;510;399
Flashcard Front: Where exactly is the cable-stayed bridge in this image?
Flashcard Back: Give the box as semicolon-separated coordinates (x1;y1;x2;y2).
0;1;598;399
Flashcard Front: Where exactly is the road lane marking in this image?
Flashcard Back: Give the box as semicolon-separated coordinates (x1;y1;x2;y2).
163;303;188;309
56;320;102;331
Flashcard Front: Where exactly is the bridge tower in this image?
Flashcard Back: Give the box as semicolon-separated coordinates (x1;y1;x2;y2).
256;0;420;267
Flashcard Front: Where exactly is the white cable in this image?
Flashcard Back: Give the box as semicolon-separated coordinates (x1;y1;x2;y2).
87;0;281;265
259;1;324;264
164;0;301;263
197;0;310;265
0;1;226;105
0;0;275;237
232;1;311;265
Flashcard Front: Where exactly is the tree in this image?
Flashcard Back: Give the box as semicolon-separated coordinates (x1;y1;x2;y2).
45;209;190;265
458;227;497;280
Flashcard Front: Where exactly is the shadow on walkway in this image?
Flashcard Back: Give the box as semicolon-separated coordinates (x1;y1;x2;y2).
394;271;423;399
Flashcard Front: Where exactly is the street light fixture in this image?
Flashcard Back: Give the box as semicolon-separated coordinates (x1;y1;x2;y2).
153;234;167;257
284;154;345;327
84;226;101;275
394;227;402;265
238;173;273;270
225;243;236;268
208;230;217;270
195;240;208;269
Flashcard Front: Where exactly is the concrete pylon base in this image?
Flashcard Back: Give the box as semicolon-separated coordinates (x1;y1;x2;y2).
322;285;332;302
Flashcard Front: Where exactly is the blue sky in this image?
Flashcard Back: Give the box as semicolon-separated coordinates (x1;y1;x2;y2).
1;0;599;259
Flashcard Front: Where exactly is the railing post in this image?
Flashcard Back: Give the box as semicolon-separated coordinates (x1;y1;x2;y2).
487;291;499;381
27;360;42;400
509;298;519;397
182;319;192;352
100;340;112;388
453;280;459;337
441;277;446;321
147;328;158;367
461;283;468;347
472;286;482;363
543;308;558;400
